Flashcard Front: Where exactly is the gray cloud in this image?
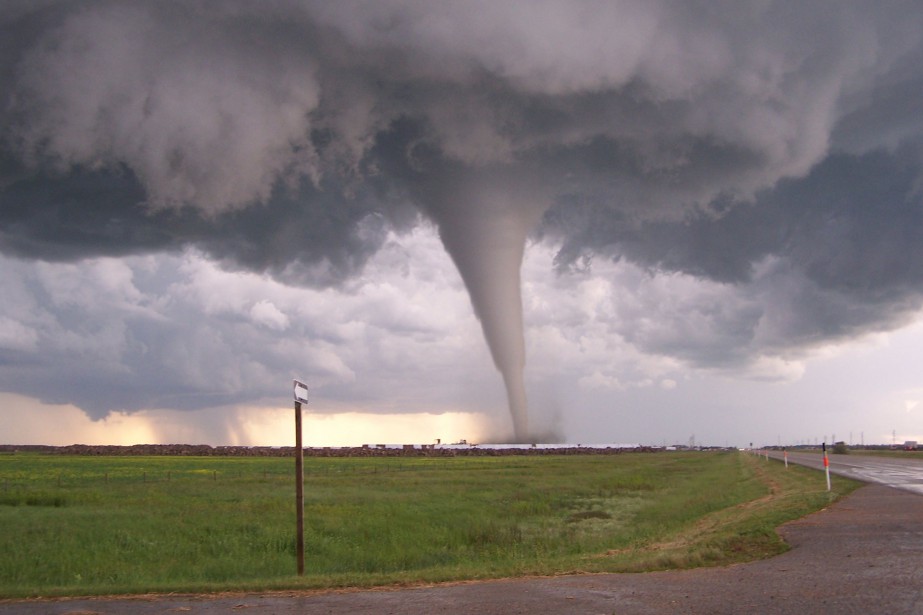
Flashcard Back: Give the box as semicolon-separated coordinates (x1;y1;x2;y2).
544;146;923;360
1;1;923;432
0;239;491;420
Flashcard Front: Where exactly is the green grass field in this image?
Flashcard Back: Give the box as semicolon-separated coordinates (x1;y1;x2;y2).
0;451;860;598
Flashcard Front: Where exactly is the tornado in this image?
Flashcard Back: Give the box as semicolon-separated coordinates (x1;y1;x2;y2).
422;173;548;442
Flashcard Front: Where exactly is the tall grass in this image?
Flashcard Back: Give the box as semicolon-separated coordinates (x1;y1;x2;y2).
0;452;859;598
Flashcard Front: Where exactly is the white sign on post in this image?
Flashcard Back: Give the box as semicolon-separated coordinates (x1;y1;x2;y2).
293;380;309;404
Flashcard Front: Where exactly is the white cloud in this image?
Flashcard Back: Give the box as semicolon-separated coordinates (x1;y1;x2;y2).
0;316;38;352
577;371;624;392
12;3;321;212
249;300;290;331
0;226;495;421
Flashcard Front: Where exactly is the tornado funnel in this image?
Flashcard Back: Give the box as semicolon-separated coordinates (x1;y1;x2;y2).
423;174;547;442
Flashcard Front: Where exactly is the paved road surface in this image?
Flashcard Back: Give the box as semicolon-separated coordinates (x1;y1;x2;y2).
3;454;923;614
768;450;923;495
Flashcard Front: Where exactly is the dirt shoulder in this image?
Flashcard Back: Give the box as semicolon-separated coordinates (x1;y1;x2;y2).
3;482;923;614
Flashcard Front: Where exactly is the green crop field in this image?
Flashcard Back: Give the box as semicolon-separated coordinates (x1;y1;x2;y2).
0;451;860;598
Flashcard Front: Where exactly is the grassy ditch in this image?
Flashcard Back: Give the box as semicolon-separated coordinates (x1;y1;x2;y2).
0;451;860;598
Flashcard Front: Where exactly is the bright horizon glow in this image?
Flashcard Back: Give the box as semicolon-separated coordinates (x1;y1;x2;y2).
0;393;495;447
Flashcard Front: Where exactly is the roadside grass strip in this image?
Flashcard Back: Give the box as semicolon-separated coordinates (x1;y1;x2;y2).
0;451;861;598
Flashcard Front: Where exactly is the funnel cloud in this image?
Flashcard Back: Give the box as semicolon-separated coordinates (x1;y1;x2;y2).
419;170;550;440
1;2;923;443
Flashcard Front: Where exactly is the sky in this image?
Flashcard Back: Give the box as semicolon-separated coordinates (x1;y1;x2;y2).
1;1;923;448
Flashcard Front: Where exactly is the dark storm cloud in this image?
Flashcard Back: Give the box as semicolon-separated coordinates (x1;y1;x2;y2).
6;2;920;253
1;1;923;426
538;144;923;372
547;146;923;288
0;163;406;286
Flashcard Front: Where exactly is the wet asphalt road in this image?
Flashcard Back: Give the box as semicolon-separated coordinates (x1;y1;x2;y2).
3;454;923;614
769;450;923;495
